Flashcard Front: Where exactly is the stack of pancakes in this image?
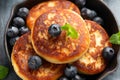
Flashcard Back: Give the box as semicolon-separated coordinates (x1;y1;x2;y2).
11;0;111;80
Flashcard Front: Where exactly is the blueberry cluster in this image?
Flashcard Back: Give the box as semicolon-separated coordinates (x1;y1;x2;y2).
74;0;103;25
7;7;29;46
59;65;85;80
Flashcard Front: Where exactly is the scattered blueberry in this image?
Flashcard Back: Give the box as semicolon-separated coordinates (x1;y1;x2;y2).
102;47;115;61
91;10;97;18
48;24;61;37
93;16;103;25
75;0;86;9
7;26;19;37
17;7;29;19
13;17;25;27
28;55;42;70
64;65;77;78
81;7;97;19
58;76;69;80
19;26;29;35
9;36;19;46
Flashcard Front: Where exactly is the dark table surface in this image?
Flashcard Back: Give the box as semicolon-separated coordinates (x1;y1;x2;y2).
0;0;120;80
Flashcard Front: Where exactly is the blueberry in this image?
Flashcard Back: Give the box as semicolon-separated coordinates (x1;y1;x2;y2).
48;24;61;37
9;36;19;46
93;16;103;25
75;0;86;9
13;17;25;27
91;10;97;18
19;26;29;35
7;26;19;37
17;7;29;19
28;55;42;70
102;47;115;61
81;7;97;19
64;65;77;78
71;74;84;80
58;76;69;80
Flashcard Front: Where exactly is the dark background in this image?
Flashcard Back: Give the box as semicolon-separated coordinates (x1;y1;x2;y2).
0;0;120;80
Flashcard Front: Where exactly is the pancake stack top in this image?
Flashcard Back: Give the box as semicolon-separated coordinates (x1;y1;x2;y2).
27;0;90;64
31;9;90;64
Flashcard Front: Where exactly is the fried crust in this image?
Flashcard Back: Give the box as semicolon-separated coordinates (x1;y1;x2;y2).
72;20;112;75
11;32;66;80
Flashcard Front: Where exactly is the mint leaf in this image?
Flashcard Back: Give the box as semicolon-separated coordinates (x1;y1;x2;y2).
61;23;78;39
110;32;120;45
0;65;9;79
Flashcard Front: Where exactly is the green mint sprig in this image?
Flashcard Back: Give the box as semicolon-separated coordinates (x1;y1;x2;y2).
61;23;78;39
0;65;9;79
110;31;120;45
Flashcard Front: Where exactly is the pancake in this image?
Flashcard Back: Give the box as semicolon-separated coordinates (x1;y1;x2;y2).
72;20;111;75
11;32;66;80
27;0;80;30
31;9;90;64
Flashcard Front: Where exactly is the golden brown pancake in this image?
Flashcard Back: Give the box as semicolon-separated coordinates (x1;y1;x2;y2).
11;32;66;80
31;9;90;64
27;0;80;30
72;20;111;75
